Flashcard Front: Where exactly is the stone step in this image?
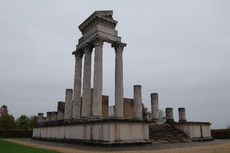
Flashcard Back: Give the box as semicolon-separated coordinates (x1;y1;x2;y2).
149;123;191;144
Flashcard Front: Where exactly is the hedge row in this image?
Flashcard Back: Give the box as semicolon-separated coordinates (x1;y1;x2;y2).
211;129;230;139
0;129;32;138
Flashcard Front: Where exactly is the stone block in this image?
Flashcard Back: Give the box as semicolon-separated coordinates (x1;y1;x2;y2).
33;120;150;144
102;95;109;118
123;98;134;119
57;101;65;120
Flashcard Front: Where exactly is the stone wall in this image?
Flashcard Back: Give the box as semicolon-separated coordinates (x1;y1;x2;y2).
173;122;213;141
211;129;230;139
33;121;150;144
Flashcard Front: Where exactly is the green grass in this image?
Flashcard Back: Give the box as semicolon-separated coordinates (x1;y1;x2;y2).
0;139;59;153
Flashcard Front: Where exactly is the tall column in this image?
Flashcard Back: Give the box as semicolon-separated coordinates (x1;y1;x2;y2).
72;51;83;119
134;85;143;120
64;89;73;120
92;38;103;118
178;107;187;122
82;45;93;119
151;93;159;122
166;107;174;123
113;42;126;118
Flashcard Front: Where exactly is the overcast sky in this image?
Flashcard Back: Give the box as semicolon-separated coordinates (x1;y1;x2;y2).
0;0;229;129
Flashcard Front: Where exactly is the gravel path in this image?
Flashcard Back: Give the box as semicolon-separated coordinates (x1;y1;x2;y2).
4;138;230;153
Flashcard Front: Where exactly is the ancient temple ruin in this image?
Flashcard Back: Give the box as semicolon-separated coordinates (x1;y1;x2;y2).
33;10;213;144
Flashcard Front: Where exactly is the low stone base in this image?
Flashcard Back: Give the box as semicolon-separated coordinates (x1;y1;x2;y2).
33;119;150;145
172;121;213;141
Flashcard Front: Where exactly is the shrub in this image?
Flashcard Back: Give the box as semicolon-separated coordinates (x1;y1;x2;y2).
0;114;16;129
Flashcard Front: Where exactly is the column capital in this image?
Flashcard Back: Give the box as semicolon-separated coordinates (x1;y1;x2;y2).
112;42;126;53
83;44;93;54
73;50;83;58
93;37;104;47
151;93;158;100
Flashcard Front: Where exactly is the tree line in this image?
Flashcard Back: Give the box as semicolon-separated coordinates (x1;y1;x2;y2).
0;114;37;129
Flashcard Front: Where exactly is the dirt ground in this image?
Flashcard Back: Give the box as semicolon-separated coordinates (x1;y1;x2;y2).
4;139;230;153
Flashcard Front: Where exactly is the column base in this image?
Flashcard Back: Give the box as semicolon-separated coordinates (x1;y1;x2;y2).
151;118;160;123
72;118;83;122
113;116;124;120
166;119;175;123
133;117;143;121
80;117;90;121
91;116;103;120
179;119;187;122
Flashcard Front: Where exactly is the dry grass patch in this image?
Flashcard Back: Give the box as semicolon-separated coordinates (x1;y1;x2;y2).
147;144;230;153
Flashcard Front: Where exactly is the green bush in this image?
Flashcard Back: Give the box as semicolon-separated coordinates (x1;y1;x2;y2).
0;115;16;129
16;115;38;130
0;114;38;130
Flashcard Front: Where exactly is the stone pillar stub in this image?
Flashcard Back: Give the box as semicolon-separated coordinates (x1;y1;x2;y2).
166;108;174;123
42;117;46;122
82;45;93;119
37;113;44;123
90;88;94;116
102;95;109;118
72;50;83;119
57;101;65;120
51;111;58;121
151;93;159;122
178;107;187;122
92;38;103;118
113;42;126;119
46;112;52;122
133;85;143;120
64;89;73;120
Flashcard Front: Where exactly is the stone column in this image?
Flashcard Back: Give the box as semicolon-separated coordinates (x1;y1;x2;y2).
102;95;109;118
178;107;187;122
46;112;52;122
166;108;174;122
57;101;65;120
72;51;83;119
92;38;103;118
37;113;44;123
134;85;143;120
90;88;94;116
151;93;159;122
81;45;93;119
64;89;73;120
113;42;126;118
51;111;58;121
42;117;46;122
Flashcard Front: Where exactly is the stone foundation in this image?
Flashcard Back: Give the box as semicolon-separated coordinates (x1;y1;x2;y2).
33;119;150;145
173;122;213;141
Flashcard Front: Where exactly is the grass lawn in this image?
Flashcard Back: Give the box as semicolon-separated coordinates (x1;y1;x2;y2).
0;139;59;153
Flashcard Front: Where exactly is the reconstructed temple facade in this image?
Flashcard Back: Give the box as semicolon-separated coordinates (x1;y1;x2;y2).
33;10;212;144
33;11;150;144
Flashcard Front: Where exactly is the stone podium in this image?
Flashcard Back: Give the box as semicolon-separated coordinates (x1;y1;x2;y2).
33;10;150;145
